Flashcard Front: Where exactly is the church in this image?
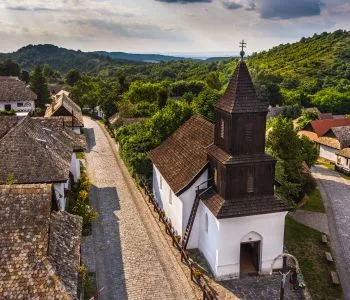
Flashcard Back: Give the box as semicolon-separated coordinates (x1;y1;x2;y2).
149;49;289;280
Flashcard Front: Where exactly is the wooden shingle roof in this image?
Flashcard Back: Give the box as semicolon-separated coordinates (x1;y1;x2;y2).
0;77;37;102
45;91;84;127
0;117;74;184
331;126;350;149
338;148;350;159
0;184;71;299
148;116;214;195
215;61;268;114
200;187;288;219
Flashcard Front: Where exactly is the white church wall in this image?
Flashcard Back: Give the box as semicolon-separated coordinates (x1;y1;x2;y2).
201;211;287;280
198;203;220;274
53;182;66;211
152;165;183;236
181;169;208;249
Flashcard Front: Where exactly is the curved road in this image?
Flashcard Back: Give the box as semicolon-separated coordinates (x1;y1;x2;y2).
82;117;197;300
312;165;350;300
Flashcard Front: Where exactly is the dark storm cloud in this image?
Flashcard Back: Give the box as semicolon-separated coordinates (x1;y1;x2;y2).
222;1;243;10
258;0;323;19
155;0;212;3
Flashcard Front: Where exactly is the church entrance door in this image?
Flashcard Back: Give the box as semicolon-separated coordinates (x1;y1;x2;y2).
239;241;260;276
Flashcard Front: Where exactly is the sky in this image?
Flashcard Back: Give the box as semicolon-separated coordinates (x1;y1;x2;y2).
0;0;349;55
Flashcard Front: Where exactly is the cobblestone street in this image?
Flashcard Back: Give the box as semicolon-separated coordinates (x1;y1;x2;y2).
81;117;197;300
312;165;350;299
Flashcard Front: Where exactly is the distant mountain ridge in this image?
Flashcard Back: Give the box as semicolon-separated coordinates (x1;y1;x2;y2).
93;51;192;62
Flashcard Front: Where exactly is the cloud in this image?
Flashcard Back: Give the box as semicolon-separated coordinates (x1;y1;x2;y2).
155;0;212;3
65;18;188;41
257;0;323;19
222;1;243;10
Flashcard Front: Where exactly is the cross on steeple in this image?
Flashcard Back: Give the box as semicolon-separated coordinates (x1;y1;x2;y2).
239;40;246;60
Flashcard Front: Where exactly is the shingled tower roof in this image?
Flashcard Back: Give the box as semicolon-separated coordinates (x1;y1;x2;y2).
215;60;268;113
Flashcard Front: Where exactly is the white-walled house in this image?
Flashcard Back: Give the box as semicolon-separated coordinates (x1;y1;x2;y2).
0;116;86;211
0;76;36;115
45;90;84;134
149;60;289;280
336;148;350;174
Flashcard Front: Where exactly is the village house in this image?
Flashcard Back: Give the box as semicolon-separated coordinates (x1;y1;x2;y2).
149;59;289;280
0;184;83;299
0;76;36;115
45;90;84;134
298;118;350;164
0;116;86;210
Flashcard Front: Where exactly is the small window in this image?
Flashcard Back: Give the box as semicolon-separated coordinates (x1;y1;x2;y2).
17;102;23;107
220;119;225;139
247;174;254;193
169;189;172;204
159;176;163;189
205;213;209;233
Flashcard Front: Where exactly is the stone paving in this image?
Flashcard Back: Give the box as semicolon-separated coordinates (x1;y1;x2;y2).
221;274;302;300
312;165;350;300
81;117;197;300
290;210;329;234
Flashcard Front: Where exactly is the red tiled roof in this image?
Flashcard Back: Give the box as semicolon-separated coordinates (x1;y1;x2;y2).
311;119;350;136
215;60;268;114
148;116;214;195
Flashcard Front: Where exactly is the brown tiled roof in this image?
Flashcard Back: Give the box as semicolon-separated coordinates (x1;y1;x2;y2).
0;116;23;139
215;61;268;114
200;187;289;219
297;130;318;142
45;91;84;127
0;117;73;184
315;136;340;149
49;212;83;298
33;117;87;151
0;77;37;102
148;116;214;194
331;126;350;149
0;184;71;299
206;144;274;165
310;118;350;136
338;148;350;159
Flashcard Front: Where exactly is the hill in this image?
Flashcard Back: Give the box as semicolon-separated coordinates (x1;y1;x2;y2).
93;51;191;63
0;44;142;74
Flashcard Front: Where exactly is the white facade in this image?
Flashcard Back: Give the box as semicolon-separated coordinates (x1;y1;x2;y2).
0;100;35;114
152;164;287;279
53;181;69;211
319;144;338;163
336;155;350;172
70;152;81;183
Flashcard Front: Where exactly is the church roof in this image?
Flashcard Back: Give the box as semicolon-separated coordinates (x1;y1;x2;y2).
148;116;214;195
200;187;288;219
215;60;268;114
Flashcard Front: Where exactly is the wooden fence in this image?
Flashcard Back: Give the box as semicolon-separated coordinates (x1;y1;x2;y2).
140;180;217;300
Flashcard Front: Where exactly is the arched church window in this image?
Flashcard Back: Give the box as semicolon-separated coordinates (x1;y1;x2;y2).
160;175;163;189
247;173;254;194
213;167;218;186
220;118;225;139
205;213;209;233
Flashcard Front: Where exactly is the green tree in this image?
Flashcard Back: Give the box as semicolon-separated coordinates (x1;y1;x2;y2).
29;65;50;109
191;88;220;121
0;59;20;77
206;71;222;90
65;69;82;86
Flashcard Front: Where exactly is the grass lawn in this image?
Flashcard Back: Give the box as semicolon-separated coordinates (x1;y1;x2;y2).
285;216;342;300
83;272;96;300
302;187;325;213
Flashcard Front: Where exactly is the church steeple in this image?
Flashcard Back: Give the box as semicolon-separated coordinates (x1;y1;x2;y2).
213;43;268;156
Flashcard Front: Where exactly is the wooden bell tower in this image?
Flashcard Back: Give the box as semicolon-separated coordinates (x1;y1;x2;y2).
207;41;276;203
